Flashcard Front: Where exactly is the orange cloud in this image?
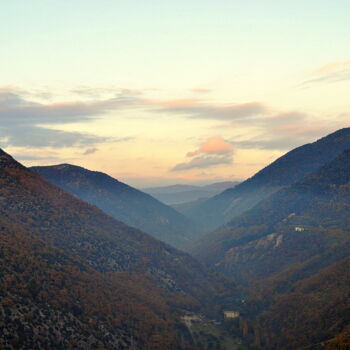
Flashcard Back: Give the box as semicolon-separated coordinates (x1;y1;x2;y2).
301;60;350;86
313;60;350;74
191;88;212;94
150;98;200;108
187;137;233;157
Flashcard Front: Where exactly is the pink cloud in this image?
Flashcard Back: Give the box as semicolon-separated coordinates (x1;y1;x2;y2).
191;88;212;94
150;98;201;108
301;60;350;86
187;137;234;157
313;60;350;74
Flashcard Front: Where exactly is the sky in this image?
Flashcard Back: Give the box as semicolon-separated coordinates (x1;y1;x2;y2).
1;0;350;187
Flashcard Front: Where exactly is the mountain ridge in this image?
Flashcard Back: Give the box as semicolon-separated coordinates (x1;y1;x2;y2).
31;163;199;250
142;181;239;205
192;147;350;282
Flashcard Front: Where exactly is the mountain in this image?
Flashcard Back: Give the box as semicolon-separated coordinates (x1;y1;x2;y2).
31;164;198;250
246;256;350;350
182;128;350;232
193;148;350;282
142;181;239;205
0;148;233;349
191;148;350;349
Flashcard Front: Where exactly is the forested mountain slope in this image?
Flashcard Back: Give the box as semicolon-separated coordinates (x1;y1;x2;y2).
243;256;350;350
31;164;198;250
193;148;350;283
0;148;232;349
191;148;350;350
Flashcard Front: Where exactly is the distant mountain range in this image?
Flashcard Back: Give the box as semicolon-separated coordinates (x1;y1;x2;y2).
0;148;231;349
31;164;198;250
142;181;239;205
182;128;350;232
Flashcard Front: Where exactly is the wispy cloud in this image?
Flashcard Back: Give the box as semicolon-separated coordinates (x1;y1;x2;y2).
172;154;233;171
71;86;143;99
82;147;98;155
301;60;350;86
1;126;110;148
231;111;347;151
0;90;142;125
190;88;212;94
149;99;266;121
9;149;66;163
0;88;139;148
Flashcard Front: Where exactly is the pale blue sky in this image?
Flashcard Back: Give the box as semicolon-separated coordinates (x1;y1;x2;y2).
1;1;350;186
2;1;349;86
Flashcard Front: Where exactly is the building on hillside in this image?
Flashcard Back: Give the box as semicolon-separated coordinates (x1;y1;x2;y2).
224;311;240;319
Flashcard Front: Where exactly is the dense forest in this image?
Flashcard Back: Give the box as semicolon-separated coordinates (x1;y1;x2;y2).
0;148;233;349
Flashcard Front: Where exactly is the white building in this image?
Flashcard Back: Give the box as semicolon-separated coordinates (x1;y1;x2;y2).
224;311;240;319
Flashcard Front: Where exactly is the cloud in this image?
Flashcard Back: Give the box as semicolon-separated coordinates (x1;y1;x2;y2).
235;137;307;151
0;125;111;149
314;61;350;74
1;85;347;156
71;86;143;98
231;111;346;151
9;149;66;163
172;137;234;171
0;90;142;126
301;60;350;86
82;147;98;155
172;154;233;171
150;99;266;120
187;137;233;157
190;88;212;94
0;88;139;148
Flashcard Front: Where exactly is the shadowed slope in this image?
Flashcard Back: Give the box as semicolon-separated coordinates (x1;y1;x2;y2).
193;148;350;283
31;164;198;249
190;148;350;349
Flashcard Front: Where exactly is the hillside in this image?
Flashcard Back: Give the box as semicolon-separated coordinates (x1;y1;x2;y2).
143;181;239;205
244;256;350;350
190;148;350;349
31;164;198;250
193;148;350;282
0;148;233;349
182;128;350;232
0;218;180;349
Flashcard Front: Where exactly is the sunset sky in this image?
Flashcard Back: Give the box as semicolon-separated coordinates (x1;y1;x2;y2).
1;0;350;187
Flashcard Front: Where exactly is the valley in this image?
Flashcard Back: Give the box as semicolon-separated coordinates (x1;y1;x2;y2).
2;129;350;349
